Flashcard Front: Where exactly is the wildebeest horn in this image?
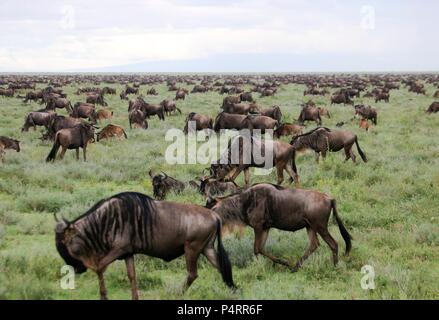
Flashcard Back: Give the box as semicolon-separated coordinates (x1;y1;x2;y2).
54;212;60;222
160;171;168;178
148;170;154;178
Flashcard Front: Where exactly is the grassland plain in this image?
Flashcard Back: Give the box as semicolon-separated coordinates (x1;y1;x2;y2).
0;78;438;300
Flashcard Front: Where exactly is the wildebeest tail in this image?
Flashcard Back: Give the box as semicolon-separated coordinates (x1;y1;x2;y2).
122;128;128;139
288;148;298;183
46;134;60;162
331;199;352;256
215;219;235;288
354;137;367;162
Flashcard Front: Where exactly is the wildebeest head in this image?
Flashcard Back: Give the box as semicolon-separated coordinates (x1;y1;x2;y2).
54;214;87;274
148;170;184;200
79;123;97;144
11;139;20;152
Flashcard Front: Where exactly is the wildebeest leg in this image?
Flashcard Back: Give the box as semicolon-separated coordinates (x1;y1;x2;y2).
291;228;319;272
183;242;202;290
97;270;108;300
317;228;339;266
59;147;67;159
83;146;87;161
125;256;139;300
276;165;284;185
76;148;79;160
244;167;250;186
315;152;320;163
349;148;356;163
254;228;291;267
343;147;350;162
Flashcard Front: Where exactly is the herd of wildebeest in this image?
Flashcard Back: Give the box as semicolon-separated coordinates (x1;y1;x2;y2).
0;73;438;299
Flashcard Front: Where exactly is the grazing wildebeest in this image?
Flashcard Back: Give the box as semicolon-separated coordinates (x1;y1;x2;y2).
147;87;158;95
46;123;95;162
128;109;148;129
260;105;282;123
354;105;377;125
149;171;185;200
175;89;188;100
23;90;43;103
375;92;390;103
183;112;213;134
222;96;241;108
222;103;260;115
206;183;352;271
22;111;56;132
239;115;278;134
0;136;20;162
210;135;299;186
97;124;127;141
331;92;353;105
142;103;165;121
71;102;97;124
239;92;254;102
0;88;14;97
260;88;275;97
191;176;240;198
55;192;235;299
213;112;247;131
160;99;181;116
86;93;107;106
46;97;73;113
273;123;304;138
426;102;439;113
120;90;128;100
298;105;322;126
97;108;113;121
291;127;367;163
191;85;208;93
125;85;139;95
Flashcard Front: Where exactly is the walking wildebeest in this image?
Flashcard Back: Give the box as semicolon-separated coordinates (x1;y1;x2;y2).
97;124;127;142
46;123;95;162
222;103;260;115
0;136;20;162
273;123;304;138
183;112;213;134
239;115;278;134
291;127;367;163
160;99;181;116
55;192;235;299
22;111;56;132
375;92;390;103
86;93;107;106
206;183;352;271
46;97;73;113
210;135;299;186
331;92;353;105
149;171;185;200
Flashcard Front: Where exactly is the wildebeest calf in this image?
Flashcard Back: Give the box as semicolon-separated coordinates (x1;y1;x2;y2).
97;124;127;142
0;136;20;162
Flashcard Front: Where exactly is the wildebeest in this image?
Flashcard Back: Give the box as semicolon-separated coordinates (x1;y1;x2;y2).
213;112;247;131
239;92;254;102
55;192;235;299
239;115;278;134
71;102;97;124
183;112;213;134
125;85;139;95
260;105;282;123
331;92;353;105
128;109;148;129
0;136;20;162
23;90;43;103
160;99;181;116
206;183;352;271
298;104;322;126
210;135;299;186
97;124;127;141
191;176;240;198
22;111;56;132
148;171;186;200
273;123;304;138
129;97;165;121
222;103;259;115
291;127;367;163
97;108;113;121
375;92;390;103
354;105;377;125
86;93;107;106
46;97;73;113
175;88;188;100
45;115;83;140
222;95;241;108
0;88;14;97
318;107;331;119
426;102;439;113
146;87;158;95
46;123;95;162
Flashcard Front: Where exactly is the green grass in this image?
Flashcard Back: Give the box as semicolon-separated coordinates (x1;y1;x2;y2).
0;78;438;300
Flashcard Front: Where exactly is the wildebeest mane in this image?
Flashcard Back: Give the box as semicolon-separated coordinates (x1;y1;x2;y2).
290;127;330;144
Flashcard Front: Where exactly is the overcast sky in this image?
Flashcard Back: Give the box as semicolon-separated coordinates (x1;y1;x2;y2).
0;0;437;72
